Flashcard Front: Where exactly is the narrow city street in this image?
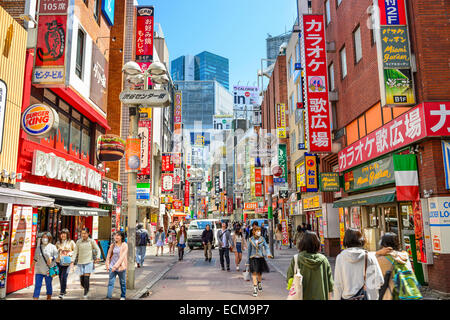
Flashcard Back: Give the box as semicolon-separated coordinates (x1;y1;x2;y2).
144;247;288;300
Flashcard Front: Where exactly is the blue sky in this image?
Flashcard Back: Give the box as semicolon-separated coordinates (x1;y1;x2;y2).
137;0;298;90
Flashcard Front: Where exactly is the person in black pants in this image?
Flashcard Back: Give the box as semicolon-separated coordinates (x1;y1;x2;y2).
217;222;233;271
202;224;214;262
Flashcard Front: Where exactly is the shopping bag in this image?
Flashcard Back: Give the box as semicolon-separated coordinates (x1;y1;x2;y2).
243;266;251;281
287;254;303;300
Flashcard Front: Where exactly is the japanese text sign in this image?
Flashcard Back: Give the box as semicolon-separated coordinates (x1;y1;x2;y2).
161;173;174;193
378;0;407;25
162;154;174;172
174;92;182;123
138;120;152;176
305;154;318;192
381;26;411;68
277;104;287;138
302;15;332;152
39;0;68;14
136;6;154;64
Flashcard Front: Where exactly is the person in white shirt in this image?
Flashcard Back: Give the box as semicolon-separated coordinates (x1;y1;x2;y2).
333;228;384;300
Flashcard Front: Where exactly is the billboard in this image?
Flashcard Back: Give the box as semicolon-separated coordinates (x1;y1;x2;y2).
190;132;210;146
135;6;154;72
233;86;260;111
213;115;233;130
302;15;332;152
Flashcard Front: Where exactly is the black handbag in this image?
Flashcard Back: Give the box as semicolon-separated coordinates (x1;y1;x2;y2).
342;251;368;300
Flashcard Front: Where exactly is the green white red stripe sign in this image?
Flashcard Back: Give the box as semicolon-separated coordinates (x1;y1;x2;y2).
393;154;419;201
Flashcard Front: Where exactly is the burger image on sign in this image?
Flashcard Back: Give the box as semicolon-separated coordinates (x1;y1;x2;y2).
21;104;59;138
96;135;125;162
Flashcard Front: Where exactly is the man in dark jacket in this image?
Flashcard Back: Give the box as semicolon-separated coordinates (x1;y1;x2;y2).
202;224;214;262
136;223;150;268
217;222;233;271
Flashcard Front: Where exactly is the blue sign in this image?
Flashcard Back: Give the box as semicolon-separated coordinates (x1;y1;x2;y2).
298;143;306;150
102;0;115;26
442;141;450;189
136;188;150;200
190;132;211;146
274;178;286;184
383;0;400;25
295;63;302;70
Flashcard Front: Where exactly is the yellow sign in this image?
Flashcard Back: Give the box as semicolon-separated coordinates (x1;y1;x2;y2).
277;103;287;138
296;161;306;191
305;155;318;191
303;195;320;210
151;214;158;223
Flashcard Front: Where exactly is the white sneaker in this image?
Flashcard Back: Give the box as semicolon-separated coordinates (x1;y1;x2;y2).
120;297;126;300
83;294;88;299
236;266;240;271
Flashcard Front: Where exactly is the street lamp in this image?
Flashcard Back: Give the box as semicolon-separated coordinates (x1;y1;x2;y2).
121;60;170;290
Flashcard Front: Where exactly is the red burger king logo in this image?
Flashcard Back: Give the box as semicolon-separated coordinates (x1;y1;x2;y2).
21;104;59;137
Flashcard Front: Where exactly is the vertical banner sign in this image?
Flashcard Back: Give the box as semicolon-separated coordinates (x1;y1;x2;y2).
277;104;287;138
250;161;256;197
281;219;289;245
33;0;69;85
302;15;332;152
9;206;33;273
162;154;174;172
184;180;190;207
174;92;182;123
138;120;152;177
135;6;154;73
305;154;318;192
125;138;141;173
375;0;415;107
278;144;288;182
0;221;9;289
173;92;183;153
227;197;233;215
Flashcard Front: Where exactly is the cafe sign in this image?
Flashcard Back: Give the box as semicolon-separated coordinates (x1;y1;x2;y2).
344;155;395;193
320;172;340;192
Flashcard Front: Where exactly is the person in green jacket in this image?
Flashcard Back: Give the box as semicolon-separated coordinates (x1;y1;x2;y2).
286;230;334;300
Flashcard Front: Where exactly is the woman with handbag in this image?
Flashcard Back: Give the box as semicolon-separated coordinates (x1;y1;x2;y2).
247;226;273;297
177;225;187;261
55;228;76;299
333;228;384;300
286;231;334;300
70;228;101;299
31;232;59;300
105;231;128;300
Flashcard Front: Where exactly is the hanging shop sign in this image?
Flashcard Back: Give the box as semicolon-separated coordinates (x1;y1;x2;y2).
428;197;450;254
125;137;141;172
244;202;258;211
227;197;233;214
90;44;108;112
303;195;320;211
33;7;67;85
21;104;59;138
136;6;154;64
32;150;102;191
278;144;288;183
101;179;121;205
296;161;306;192
380;25;411;69
138;120;152;177
276;104;287;138
302;14;332;152
255;183;263;197
162;154;174;172
264;175;274;194
174;92;182;123
0;80;6;154
320;172;340;192
378;0;407;26
305;155;318;192
101;0;115;26
281;219;289;245
119;89;170;107
96;135;125;162
344;155;394;193
161;174;174;193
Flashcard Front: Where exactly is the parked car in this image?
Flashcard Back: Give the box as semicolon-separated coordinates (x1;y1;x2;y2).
187;219;221;250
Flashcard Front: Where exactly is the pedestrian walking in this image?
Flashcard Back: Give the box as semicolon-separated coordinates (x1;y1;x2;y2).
333;228;384;300
217;222;233;271
376;232;422;300
246;221;258;240
260;222;269;243
31;232;59;300
155;227;166;256
202;224;214;262
294;225;304;247
105;231;128;300
232;226;247;271
70;228;101;299
275;224;283;250
177;225;187;261
247;226;272;297
288;224;293;249
55;229;76;299
135;223;150;267
286;230;334;300
167;225;177;256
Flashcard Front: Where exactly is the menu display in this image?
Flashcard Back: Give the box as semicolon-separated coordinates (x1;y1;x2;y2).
8;206;33;273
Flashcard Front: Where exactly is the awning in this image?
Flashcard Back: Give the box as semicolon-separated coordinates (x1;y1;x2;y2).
0;187;54;207
59;206;110;216
333;187;396;208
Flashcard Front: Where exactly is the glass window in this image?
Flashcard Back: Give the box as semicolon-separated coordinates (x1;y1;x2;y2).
44;89;57;104
81;128;90;161
70;121;81;156
337;0;342;6
368;206;379;228
72;109;82;121
76;29;85;79
289;56;293;77
353;26;362;63
340;46;347;78
325;1;331;25
93;0;100;22
328;62;335;91
59;99;70;113
57;113;70;152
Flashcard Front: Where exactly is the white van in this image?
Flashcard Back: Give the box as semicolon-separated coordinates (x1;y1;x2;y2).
187;219;221;249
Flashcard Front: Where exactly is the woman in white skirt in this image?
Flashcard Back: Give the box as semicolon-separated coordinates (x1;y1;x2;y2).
155;227;166;256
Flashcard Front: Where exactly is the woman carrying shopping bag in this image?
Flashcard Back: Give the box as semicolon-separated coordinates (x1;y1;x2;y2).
55;229;76;299
286;231;334;300
31;232;59;300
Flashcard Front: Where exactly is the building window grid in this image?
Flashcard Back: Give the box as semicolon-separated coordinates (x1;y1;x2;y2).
76;28;85;80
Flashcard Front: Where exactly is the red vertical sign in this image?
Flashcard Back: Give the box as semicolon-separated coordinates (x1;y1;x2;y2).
227;197;233;215
303;15;332;152
136;6;154;72
184;180;190;207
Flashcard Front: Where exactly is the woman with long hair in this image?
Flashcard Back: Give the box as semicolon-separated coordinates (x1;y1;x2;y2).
275;224;283;250
167;225;177;256
55;229;76;299
232;227;247;271
177;225;187;261
247;226;273;297
105;231;128;300
155;227;165;256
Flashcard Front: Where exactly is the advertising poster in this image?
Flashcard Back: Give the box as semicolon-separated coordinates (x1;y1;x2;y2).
428;197;450;254
339;208;345;249
281;219;289;246
0;221;9;288
383;68;415;105
125;137;141;172
138;120;152;176
8;206;33;273
412;201;427;263
296;162;306;192
278;144;288;182
92;216;99;240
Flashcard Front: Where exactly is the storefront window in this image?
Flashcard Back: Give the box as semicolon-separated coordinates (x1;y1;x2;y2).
350;207;361;230
70;121;82;156
368;206;379;228
81;127;91;161
383;206;399;235
58;113;70;152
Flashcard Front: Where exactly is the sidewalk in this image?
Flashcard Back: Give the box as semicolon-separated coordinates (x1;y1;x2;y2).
6;245;178;300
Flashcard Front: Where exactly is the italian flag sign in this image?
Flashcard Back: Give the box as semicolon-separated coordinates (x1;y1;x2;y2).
393;154;419;201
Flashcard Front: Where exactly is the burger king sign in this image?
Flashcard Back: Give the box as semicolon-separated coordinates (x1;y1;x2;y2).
21;104;59;137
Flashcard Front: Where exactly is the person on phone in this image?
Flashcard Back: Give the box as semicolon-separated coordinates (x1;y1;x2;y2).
232;226;247;271
247;226;273;297
105;231;128;300
32;232;58;300
55;229;75;299
70;228;101;299
201;224;214;262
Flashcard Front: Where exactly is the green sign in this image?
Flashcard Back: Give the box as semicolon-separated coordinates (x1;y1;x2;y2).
320;172;340;192
344;156;395;192
381;26;411;69
384;68;415;106
278;144;288;181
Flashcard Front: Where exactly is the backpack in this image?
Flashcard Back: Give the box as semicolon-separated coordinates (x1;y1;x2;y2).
136;229;147;246
385;256;423;300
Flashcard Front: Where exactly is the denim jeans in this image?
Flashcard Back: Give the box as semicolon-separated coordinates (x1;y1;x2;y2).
136;246;146;265
57;264;70;294
106;270;126;299
33;273;53;298
219;248;230;268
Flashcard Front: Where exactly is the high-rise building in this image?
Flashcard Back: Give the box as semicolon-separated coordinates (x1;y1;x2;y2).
171;51;229;89
266;32;292;66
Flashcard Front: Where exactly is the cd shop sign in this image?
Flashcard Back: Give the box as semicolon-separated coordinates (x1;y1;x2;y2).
32;150;102;191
